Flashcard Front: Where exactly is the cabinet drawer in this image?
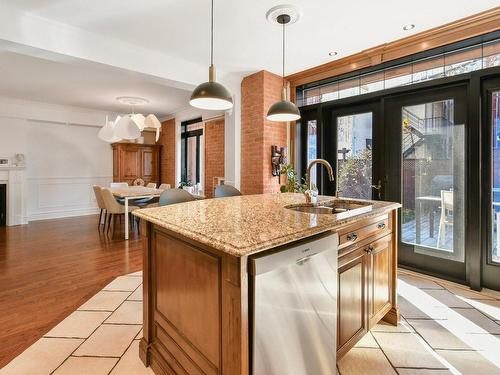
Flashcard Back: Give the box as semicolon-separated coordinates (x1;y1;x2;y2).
338;215;389;249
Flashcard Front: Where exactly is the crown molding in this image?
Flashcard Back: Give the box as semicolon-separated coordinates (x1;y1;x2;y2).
286;7;500;88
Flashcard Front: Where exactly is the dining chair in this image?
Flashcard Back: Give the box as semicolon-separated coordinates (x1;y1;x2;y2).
214;185;242;198
437;190;453;248
146;183;157;188
159;189;196;206
101;188;140;237
110;182;129;188
133;178;145;186
159;183;171;190
92;186;107;230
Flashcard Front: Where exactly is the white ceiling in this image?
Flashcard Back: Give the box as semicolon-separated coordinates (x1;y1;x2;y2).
4;0;499;75
0;42;191;117
0;1;497;114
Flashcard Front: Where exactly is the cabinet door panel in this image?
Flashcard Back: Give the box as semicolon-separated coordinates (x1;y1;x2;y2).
141;150;154;179
337;248;367;353
368;235;393;322
112;147;119;181
122;150;140;179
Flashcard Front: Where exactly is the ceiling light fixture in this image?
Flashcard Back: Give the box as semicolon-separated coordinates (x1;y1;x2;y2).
189;0;233;111
98;116;122;143
97;97;162;143
328;51;338;57
403;24;415;31
266;11;301;122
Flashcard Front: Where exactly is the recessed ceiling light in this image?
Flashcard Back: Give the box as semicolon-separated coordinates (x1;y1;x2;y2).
403;24;415;31
328;51;338;57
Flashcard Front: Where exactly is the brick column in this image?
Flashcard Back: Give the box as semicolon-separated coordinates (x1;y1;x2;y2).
204;117;225;198
241;70;287;194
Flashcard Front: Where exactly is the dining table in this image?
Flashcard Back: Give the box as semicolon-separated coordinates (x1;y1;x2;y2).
109;186;162;240
109;186;206;240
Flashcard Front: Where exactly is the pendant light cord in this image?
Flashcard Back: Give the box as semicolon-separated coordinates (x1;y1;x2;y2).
282;20;285;88
211;0;214;66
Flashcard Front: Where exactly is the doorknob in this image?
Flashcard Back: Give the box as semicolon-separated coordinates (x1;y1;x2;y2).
371;179;383;200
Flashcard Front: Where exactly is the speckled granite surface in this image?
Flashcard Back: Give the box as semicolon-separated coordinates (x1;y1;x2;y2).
133;193;400;257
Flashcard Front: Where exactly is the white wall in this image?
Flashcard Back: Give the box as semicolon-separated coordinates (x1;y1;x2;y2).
0;97;117;221
166;72;244;190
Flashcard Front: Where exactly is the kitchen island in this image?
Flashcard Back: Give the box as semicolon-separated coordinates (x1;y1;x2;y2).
134;193;400;375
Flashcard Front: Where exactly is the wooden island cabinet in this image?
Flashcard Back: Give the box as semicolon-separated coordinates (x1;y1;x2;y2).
133;194;400;375
112;143;161;185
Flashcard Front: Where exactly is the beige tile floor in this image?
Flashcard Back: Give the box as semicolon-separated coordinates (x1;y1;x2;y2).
2;269;500;375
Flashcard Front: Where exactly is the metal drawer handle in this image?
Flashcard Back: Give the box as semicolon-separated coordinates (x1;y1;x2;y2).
365;245;374;254
296;255;313;266
346;233;358;242
377;222;386;229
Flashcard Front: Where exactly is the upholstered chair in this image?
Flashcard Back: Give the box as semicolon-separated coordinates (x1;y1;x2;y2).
214;185;242;198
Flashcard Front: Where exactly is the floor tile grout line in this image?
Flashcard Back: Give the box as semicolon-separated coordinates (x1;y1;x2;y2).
42;310;113;339
106;330;142;375
48;275;141;375
402;280;500;334
102;286;141;325
450;305;500;329
400;269;500;301
404;318;481;354
49;310;112;375
369;334;400;373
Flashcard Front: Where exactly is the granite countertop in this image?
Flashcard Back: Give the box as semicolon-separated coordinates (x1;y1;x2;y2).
133;193;400;257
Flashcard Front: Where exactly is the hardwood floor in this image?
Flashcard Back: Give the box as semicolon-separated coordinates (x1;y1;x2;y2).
0;215;142;368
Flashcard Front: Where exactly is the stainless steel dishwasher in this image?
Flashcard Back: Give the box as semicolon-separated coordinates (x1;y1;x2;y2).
249;232;338;375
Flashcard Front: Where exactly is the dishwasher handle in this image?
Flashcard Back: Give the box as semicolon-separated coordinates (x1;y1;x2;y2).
249;232;339;276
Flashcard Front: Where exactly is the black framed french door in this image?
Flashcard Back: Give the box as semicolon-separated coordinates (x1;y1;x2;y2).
384;85;468;281
482;77;500;290
181;127;203;184
320;102;383;200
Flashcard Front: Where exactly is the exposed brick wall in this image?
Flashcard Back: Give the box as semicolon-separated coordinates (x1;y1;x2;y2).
159;118;176;187
204;118;225;198
241;70;286;194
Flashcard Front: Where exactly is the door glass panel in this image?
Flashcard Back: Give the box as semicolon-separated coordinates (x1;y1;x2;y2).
307;120;318;187
336;112;373;199
186;136;198;183
491;90;500;264
401;99;465;261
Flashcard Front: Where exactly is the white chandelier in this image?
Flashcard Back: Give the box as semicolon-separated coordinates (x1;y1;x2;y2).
98;97;162;143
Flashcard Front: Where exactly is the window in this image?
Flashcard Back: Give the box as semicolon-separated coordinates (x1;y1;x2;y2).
300;38;500;106
181;119;203;185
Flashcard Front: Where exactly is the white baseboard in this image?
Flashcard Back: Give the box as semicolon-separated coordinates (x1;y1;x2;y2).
28;207;100;221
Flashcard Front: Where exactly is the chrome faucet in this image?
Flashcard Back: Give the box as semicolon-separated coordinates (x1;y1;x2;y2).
304;159;335;203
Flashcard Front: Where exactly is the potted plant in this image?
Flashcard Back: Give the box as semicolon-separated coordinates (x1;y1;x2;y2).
279;164;309;193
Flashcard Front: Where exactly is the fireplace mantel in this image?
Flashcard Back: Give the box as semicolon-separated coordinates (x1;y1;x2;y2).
0;166;27;226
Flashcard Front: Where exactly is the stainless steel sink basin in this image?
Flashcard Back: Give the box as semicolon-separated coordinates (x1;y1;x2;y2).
285;200;372;218
288;205;347;214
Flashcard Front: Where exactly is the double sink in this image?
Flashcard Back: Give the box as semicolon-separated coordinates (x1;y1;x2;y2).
286;199;373;219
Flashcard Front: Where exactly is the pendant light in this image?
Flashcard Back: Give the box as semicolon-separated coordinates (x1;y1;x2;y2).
266;14;300;122
98;116;122;143
189;0;233;111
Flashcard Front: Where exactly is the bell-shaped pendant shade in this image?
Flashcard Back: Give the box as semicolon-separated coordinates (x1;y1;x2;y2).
267;14;301;123
144;114;161;129
131;113;146;131
144;114;162;142
190;80;233;110
98;119;122;143
266;100;301;122
114;115;141;140
190;66;233;110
